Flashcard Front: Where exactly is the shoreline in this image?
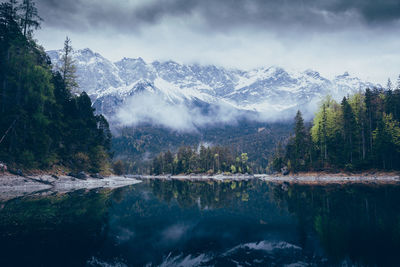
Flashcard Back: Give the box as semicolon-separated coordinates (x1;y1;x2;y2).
257;174;400;185
131;172;400;184
0;173;141;202
1;171;400;201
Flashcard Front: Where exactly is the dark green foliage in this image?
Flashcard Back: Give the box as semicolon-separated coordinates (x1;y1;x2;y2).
151;145;251;175
0;1;111;171
273;88;400;172
285;111;311;172
341;97;356;164
113;121;292;174
19;0;42;37
112;160;125;175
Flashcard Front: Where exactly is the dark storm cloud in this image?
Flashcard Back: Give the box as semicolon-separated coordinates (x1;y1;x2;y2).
35;0;198;31
35;0;400;32
327;0;400;23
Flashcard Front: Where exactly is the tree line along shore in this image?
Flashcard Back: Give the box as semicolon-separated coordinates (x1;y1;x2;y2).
145;84;400;176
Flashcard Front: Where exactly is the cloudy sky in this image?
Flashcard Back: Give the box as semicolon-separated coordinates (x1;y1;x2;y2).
35;0;400;84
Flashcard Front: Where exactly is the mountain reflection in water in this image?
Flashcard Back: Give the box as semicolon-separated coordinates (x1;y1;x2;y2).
1;179;400;266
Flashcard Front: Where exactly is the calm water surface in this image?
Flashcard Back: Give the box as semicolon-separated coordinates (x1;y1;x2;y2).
1;179;400;266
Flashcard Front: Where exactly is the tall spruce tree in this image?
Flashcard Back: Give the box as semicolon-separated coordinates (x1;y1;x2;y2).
321;103;328;161
396;75;400;90
365;88;374;153
341;97;356;164
286;110;309;172
387;78;393;91
60;36;78;92
18;0;42;38
394;75;400;121
385;88;395;115
6;0;19;23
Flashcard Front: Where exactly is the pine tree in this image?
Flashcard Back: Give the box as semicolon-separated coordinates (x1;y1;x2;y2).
373;116;393;169
5;0;19;23
321;104;328;161
385;89;395;116
387;78;393;91
164;150;173;174
341;97;356;164
294;111;306;169
365;88;374;153
349;93;366;161
394;75;400;121
18;0;42;38
240;153;248;173
0;1;21;35
396;75;400;90
59;36;78;92
199;145;207;172
285;110;310;172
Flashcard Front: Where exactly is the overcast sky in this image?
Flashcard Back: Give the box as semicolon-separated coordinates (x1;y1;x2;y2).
33;0;400;84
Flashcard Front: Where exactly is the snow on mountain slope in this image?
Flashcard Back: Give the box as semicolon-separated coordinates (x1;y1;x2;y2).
48;48;124;95
47;48;380;127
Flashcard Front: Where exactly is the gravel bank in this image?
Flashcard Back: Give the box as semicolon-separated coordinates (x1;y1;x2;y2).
0;174;141;201
131;173;400;184
256;174;400;184
2;172;399;201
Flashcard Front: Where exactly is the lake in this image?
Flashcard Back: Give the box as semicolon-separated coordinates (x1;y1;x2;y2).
0;179;399;266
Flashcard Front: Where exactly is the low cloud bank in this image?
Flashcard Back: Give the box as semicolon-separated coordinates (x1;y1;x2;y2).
115;93;249;131
115;92;319;131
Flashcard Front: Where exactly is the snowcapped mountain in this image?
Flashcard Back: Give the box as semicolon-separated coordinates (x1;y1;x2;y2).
48;48;380;125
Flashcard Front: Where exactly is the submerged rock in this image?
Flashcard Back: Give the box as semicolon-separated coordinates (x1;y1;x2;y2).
67;172;76;178
10;169;24;177
68;172;88;179
0;162;7;172
281;167;289;176
90;173;104;179
77;172;88;179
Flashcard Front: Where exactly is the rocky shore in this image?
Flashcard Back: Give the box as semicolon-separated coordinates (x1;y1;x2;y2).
0;173;141;201
257;173;400;184
131;172;400;184
2;172;400;201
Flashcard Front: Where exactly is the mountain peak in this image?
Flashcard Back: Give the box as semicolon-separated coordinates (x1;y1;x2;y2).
336;71;350;79
118;57;145;63
265;65;284;72
47;49;380;123
304;69;321;78
80;48;94;54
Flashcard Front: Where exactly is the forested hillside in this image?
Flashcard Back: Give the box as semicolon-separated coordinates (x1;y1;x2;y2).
112;121;292;174
272;83;400;172
0;0;111;172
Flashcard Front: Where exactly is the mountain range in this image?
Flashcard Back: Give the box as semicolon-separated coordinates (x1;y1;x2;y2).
47;48;380;128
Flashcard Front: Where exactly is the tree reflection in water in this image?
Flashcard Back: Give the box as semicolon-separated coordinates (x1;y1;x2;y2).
271;183;400;266
1;180;400;266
